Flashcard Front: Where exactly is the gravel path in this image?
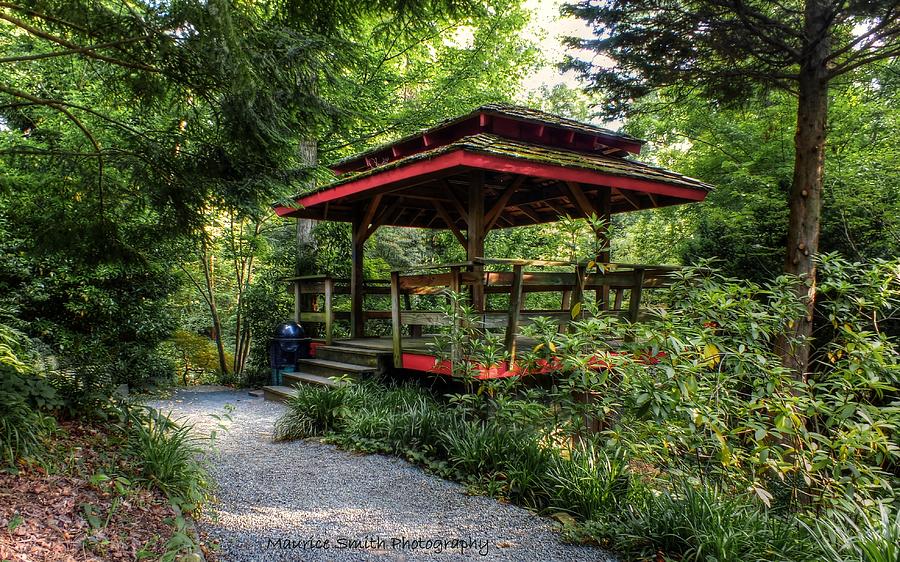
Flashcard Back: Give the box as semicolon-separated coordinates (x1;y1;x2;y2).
150;387;614;562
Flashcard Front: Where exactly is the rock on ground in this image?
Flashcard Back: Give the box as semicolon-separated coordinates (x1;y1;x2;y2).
150;387;615;562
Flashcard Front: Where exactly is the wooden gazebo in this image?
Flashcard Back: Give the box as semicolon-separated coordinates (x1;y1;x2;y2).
264;104;711;398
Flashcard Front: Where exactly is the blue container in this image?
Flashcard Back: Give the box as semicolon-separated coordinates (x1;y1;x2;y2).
268;322;310;384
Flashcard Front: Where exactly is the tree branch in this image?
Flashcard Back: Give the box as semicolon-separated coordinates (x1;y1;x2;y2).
0;9;158;72
0;35;150;64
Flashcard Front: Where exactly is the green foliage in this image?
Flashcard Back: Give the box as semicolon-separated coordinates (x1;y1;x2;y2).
544;442;630;521
274;379;825;560
0;314;57;467
809;502;900;562
118;406;208;505
587;482;817;562
2;0;513;393
274;384;355;440
167;330;231;386
0;373;57;468
616;64;900;281
521;258;900;511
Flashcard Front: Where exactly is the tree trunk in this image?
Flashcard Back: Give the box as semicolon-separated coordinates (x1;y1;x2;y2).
200;238;229;375
778;0;831;380
296;139;318;268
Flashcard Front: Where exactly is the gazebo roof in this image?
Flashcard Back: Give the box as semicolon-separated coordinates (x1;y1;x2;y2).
275;104;712;229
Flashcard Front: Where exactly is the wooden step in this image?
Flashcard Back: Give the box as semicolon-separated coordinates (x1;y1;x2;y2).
315;345;390;372
283;372;351;389
262;385;298;402
295;358;375;378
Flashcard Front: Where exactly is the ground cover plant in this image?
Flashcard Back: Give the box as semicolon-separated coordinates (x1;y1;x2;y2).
275;256;900;561
0;412;211;561
1;312;214;560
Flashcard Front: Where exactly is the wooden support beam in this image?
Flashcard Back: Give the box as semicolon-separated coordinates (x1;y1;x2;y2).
354;194;383;243
323;277;334;345
497;215;516;228
564;181;599;219
569;264;585;333
365;196;406;239
390;271;402;368
597;186;612;308
485;176;525;230
628;267;646;323
350;207;365;338
293;281;301;323
450;266;462;365
432;200;468;247
444;182;469;224
468;171;485;312
407;207;426;226
516;203;543;223
544;199;572;218
504;264;524;361
614;187;642;210
647;193;659;207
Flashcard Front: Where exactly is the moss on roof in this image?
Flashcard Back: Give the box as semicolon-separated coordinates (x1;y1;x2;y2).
304;133;712;199
331;103;644;170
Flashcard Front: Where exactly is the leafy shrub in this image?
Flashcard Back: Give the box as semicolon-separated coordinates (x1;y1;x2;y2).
500;433;554;509
0;317;57;467
440;419;519;476
0;373;57;467
119;406;207;504
525;257;900;510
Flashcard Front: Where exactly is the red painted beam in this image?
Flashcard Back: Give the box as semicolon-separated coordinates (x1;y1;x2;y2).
460;152;707;201
275;149;707;217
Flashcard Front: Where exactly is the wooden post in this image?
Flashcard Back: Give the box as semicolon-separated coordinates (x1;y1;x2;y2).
467;171;485;312
293;282;301;323
570;264;585;330
614;288;625;310
560;289;571;333
351;207;365;338
628;267;646;323
505;264;524;361
597;187;612;310
597;187;612;263
323;277;334;345
450;266;462;367
390;271;402;368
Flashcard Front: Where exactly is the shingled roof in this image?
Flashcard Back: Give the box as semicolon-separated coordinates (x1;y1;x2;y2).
276;104;712;228
321;133;710;194
330;103;646;175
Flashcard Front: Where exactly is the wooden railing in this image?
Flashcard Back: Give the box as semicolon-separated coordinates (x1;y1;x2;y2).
286;258;681;368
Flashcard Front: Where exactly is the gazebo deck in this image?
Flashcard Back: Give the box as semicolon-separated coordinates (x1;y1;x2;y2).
290;258;676;379
270;105;708;387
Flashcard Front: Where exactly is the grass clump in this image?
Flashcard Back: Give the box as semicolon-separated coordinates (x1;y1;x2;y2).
118;406;208;505
586;482;816;561
808;502;900;562
274;383;354;440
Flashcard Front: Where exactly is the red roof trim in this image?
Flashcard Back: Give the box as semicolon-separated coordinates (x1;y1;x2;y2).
274;149;706;217
461;152;707;201
276;151;467;216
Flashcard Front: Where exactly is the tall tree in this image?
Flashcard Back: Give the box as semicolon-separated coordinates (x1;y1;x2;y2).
563;0;900;377
0;0;470;388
